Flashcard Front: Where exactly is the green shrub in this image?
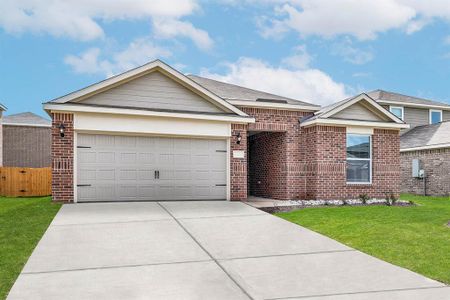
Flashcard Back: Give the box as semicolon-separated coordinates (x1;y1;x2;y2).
359;193;369;204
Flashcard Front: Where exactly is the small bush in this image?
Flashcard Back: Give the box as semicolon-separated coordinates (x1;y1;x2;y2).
385;192;392;206
359;194;369;204
390;192;398;205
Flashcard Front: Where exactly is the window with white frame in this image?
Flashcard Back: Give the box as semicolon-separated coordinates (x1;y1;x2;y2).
346;134;371;184
429;109;442;124
389;106;404;120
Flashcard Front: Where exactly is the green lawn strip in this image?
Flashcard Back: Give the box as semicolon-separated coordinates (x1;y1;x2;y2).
0;197;61;300
276;194;450;284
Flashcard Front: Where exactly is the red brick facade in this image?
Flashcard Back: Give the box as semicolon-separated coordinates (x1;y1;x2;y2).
51;113;74;202
50;108;401;202
401;148;450;196
230;107;401;201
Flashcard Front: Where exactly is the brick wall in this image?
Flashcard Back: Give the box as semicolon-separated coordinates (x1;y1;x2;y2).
401;148;450;196
0;111;2;167
51;113;74;202
301;126;401;199
230;124;247;201
3;125;51;167
239;107;311;200
249;132;287;199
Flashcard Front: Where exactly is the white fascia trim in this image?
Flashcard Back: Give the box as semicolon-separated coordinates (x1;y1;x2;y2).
377;100;450;111
48;60;248;117
43;103;255;124
321;94;404;124
2;122;51;128
400;143;450;152
0;103;6;111
227;100;320;112
300;118;410;129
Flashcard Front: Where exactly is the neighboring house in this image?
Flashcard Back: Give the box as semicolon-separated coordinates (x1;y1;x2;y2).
368;89;450;129
400;121;450;196
0;103;6;166
2;112;51;168
369;90;450;196
43;60;408;203
368;90;450;195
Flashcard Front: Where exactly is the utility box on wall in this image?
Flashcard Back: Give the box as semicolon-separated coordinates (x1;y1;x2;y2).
412;159;424;178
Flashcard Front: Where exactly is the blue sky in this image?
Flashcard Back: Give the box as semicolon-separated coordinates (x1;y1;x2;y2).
1;0;450;118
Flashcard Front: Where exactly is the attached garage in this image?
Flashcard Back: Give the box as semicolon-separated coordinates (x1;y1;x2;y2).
44;60;254;203
76;134;227;202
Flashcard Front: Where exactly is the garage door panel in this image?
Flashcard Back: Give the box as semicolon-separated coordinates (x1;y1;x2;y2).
97;169;115;180
138;153;155;164
119;152;137;164
119;169;137;180
77;134;227;202
97;152;115;163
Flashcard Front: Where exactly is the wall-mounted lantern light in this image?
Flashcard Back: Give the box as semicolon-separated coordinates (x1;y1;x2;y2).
59;123;65;138
236;132;242;145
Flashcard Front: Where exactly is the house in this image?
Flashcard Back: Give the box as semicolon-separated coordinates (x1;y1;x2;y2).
0;103;6;166
368;90;450;129
369;90;450;196
43;60;408;203
2;112;51;168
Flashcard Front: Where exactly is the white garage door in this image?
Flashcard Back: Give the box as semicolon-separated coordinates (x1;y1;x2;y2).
76;134;227;202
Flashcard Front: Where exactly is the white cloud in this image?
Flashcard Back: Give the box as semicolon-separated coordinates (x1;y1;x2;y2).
200;57;349;106
152;18;213;50
281;45;312;69
332;38;374;65
0;0;211;50
256;0;450;40
64;38;171;77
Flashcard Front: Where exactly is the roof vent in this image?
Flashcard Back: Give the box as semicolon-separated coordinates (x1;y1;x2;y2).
256;98;288;104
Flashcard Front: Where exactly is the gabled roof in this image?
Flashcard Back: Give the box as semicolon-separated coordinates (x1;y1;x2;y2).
300;93;409;129
188;75;320;111
3;112;51;127
400;120;450;151
369;89;450;110
45;59;248;117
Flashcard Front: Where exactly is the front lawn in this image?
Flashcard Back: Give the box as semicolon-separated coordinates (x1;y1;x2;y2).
0;197;61;300
276;194;450;284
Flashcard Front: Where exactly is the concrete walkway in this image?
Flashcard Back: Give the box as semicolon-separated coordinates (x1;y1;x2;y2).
8;201;449;300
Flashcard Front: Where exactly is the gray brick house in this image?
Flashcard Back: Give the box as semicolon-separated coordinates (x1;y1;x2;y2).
0;103;6;166
369;90;450;196
2;112;51;168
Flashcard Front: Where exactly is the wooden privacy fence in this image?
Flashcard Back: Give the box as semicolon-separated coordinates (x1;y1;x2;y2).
0;167;51;197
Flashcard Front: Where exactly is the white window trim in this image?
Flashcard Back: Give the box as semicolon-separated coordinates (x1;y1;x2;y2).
389;106;404;121
429;109;442;124
346;134;372;185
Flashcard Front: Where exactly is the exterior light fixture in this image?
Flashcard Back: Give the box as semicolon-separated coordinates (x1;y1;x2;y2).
236;132;242;145
59;123;65;138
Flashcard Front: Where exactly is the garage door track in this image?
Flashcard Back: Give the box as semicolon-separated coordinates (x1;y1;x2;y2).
8;201;449;299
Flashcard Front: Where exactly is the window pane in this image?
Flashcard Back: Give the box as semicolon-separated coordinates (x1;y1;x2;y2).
390;108;403;120
347;135;370;159
347;160;370;183
431;111;442;124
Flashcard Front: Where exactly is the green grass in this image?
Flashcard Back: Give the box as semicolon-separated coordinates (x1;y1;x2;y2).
276;194;450;284
0;197;61;299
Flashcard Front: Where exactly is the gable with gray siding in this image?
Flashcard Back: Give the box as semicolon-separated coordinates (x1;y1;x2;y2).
79;71;225;113
333;102;387;121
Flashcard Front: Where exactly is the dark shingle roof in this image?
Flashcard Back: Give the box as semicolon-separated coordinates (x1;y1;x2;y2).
187;75;320;107
3;112;51;126
400;121;450;149
368;89;450;108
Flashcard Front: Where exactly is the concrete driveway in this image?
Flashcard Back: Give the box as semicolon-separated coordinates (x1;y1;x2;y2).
8;201;449;300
